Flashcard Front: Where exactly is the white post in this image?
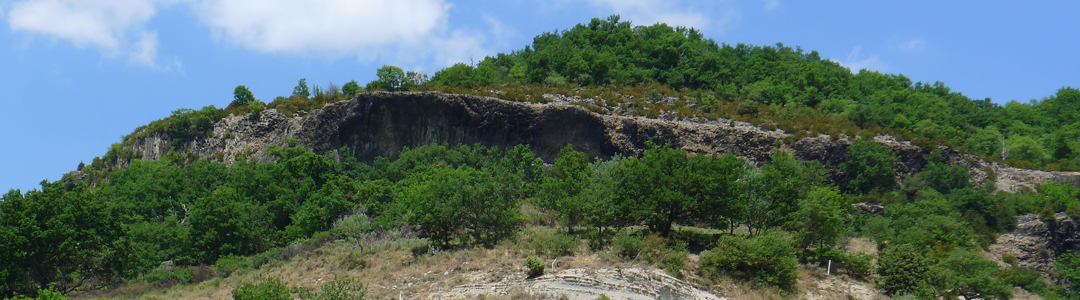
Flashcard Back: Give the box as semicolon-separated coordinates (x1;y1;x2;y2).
827;260;832;276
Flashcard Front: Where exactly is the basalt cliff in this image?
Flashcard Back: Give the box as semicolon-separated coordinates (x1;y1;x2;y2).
119;91;1076;193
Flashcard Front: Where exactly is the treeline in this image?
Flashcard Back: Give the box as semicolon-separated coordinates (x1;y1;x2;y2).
5;140;1080;298
117;16;1080;176
419;15;1080;171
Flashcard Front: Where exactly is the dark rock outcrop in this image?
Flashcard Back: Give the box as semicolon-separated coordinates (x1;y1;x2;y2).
123;91;1066;192
987;213;1080;283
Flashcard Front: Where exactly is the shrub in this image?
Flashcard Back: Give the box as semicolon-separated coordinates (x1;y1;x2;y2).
660;241;689;278
410;243;431;258
5;288;70;300
141;266;194;287
804;249;872;280
613;232;645;260
215;255;247;277
231;277;291;300
340;251;368;270
528;229;579;258
877;244;932;297
298;278;366;300
331;213;372;239
698;232;798;288
342;80;362;97
250;100;265;122
845;138;899;193
525;256;545;277
999;265;1047;295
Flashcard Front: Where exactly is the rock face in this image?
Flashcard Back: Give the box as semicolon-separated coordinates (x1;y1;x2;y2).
123;91;1072;192
987;213;1080;280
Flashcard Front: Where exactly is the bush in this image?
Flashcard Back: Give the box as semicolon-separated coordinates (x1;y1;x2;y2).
525;256;545;277
231;277;291;300
340;251;368;270
249;100;265;122
804;249;873;280
231;277;366;300
5;288;70;300
999;265;1047;295
141;266;194;287
660;241;689;278
298;278;366;300
342;80;362;97
331;213;372;239
613;232;645;260
698;232;798;288
877;244;932;297
845;138;899;193
215;255;247;277
527;229;579;258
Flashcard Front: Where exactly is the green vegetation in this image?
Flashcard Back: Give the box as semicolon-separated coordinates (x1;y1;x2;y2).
415;15;1080;172
7;137;1076;298
698;232;799;289
525;256;545;277
231;277;365;300
6;14;1080;300
233;85;256;106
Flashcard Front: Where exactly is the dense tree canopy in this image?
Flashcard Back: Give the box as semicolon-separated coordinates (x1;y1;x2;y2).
8;15;1080;299
419;15;1080;171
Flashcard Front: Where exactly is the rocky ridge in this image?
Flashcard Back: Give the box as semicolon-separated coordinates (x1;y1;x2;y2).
120;91;1073;193
986;213;1080;285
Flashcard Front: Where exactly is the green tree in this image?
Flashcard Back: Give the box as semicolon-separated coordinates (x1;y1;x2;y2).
1057;250;1080;295
233;85;255;106
431;63;479;87
342;80;362;97
284;176;358;241
538;145;592;232
293;78;311;97
845;138;899;193
688;153;743;232
931;249;1011;300
616;143;691;236
965;126;1003;157
189;187;271;263
877;244;932;298
1007;135;1049;164
405;166;520;248
796;186;849;249
579;156;627;233
698;232;798;288
918;150;971;193
366;65;407;91
0;184;126;296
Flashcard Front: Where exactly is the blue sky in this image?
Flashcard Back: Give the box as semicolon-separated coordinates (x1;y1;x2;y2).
1;0;1078;192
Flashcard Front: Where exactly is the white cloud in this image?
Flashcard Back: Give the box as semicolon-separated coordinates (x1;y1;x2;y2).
6;0;180;69
482;15;514;48
761;0;779;11
898;38;927;53
193;0;451;55
837;45;887;73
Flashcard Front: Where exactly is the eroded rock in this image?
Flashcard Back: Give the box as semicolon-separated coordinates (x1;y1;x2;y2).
120;91;1064;192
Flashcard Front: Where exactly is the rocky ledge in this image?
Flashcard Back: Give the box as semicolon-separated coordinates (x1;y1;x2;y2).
122;91;1075;193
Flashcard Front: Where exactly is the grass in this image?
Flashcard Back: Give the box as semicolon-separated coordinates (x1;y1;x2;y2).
72;226;884;300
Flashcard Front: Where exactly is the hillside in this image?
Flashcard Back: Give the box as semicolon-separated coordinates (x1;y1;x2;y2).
5;15;1080;300
116;91;1073;194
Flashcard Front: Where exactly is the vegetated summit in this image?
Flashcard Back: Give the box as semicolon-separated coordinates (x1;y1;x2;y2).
4;15;1080;300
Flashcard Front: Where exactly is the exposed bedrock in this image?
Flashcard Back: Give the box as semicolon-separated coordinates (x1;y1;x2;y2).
123;91;1079;192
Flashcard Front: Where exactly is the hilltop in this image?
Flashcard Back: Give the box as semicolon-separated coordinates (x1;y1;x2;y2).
5;15;1080;300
